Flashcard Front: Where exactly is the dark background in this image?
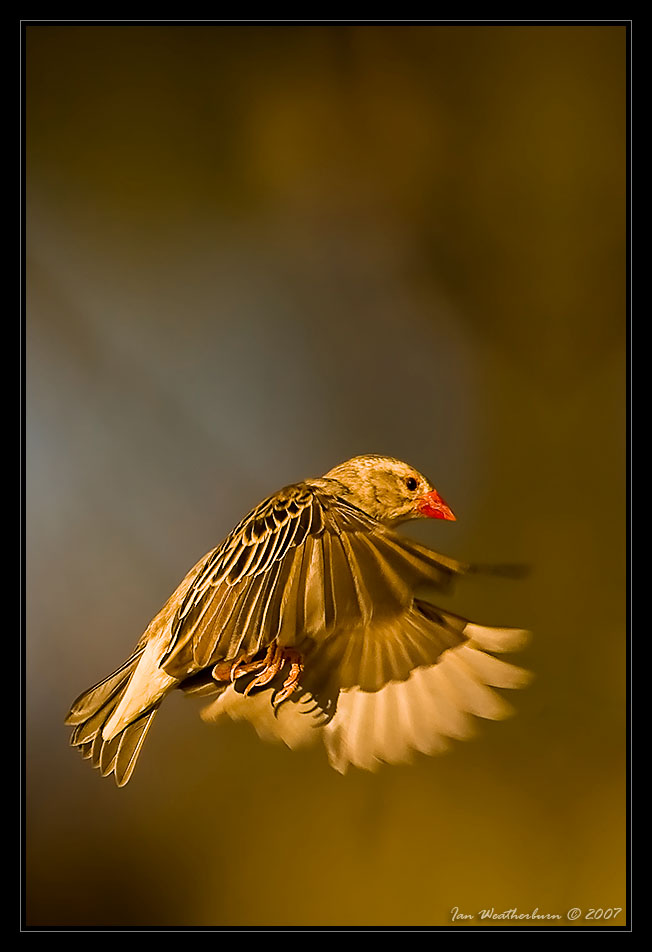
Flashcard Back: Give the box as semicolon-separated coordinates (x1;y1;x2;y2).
26;24;627;927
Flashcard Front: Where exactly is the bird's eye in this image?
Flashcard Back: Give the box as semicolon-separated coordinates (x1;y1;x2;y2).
406;477;418;492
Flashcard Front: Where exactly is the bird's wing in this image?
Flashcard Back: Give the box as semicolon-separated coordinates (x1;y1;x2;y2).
160;482;468;677
320;610;531;772
200;605;531;772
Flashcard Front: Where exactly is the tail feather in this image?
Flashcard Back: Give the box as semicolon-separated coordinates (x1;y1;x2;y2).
66;649;144;725
98;709;159;786
65;649;158;786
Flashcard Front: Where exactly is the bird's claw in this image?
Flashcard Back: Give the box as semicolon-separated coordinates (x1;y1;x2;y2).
243;643;284;696
211;644;275;684
229;652;271;682
273;656;303;706
213;643;304;703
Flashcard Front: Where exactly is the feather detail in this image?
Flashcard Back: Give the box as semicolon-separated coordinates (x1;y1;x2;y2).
66;650;161;786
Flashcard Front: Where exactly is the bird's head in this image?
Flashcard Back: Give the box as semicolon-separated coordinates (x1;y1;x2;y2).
322;455;456;527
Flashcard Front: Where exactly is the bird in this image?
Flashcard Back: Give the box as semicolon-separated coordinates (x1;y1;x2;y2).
65;455;531;786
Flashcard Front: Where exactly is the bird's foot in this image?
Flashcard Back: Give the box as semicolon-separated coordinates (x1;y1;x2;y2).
212;643;304;701
211;645;273;684
273;650;304;705
230;646;274;682
243;643;286;696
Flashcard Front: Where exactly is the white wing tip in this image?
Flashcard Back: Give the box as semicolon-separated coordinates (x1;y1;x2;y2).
464;623;531;653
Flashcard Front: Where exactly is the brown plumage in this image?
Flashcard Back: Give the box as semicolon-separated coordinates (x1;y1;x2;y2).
65;455;530;785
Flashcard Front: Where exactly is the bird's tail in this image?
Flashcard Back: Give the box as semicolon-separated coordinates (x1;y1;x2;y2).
65;648;159;787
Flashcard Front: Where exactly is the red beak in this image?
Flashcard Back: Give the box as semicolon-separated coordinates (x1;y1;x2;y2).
416;489;456;521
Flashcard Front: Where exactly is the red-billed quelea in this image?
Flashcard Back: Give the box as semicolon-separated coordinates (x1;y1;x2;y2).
66;455;530;785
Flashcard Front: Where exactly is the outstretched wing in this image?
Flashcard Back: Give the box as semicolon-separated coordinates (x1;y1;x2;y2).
200;604;531;772
160;482;468;678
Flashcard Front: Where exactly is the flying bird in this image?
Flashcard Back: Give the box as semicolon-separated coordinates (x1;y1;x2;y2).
66;455;530;785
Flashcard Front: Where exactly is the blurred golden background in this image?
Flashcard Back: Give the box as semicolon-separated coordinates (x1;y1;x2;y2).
25;24;627;927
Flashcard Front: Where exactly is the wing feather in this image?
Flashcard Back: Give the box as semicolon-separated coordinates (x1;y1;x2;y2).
161;483;468;680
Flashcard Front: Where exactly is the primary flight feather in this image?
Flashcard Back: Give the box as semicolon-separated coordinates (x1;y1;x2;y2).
66;455;530;785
